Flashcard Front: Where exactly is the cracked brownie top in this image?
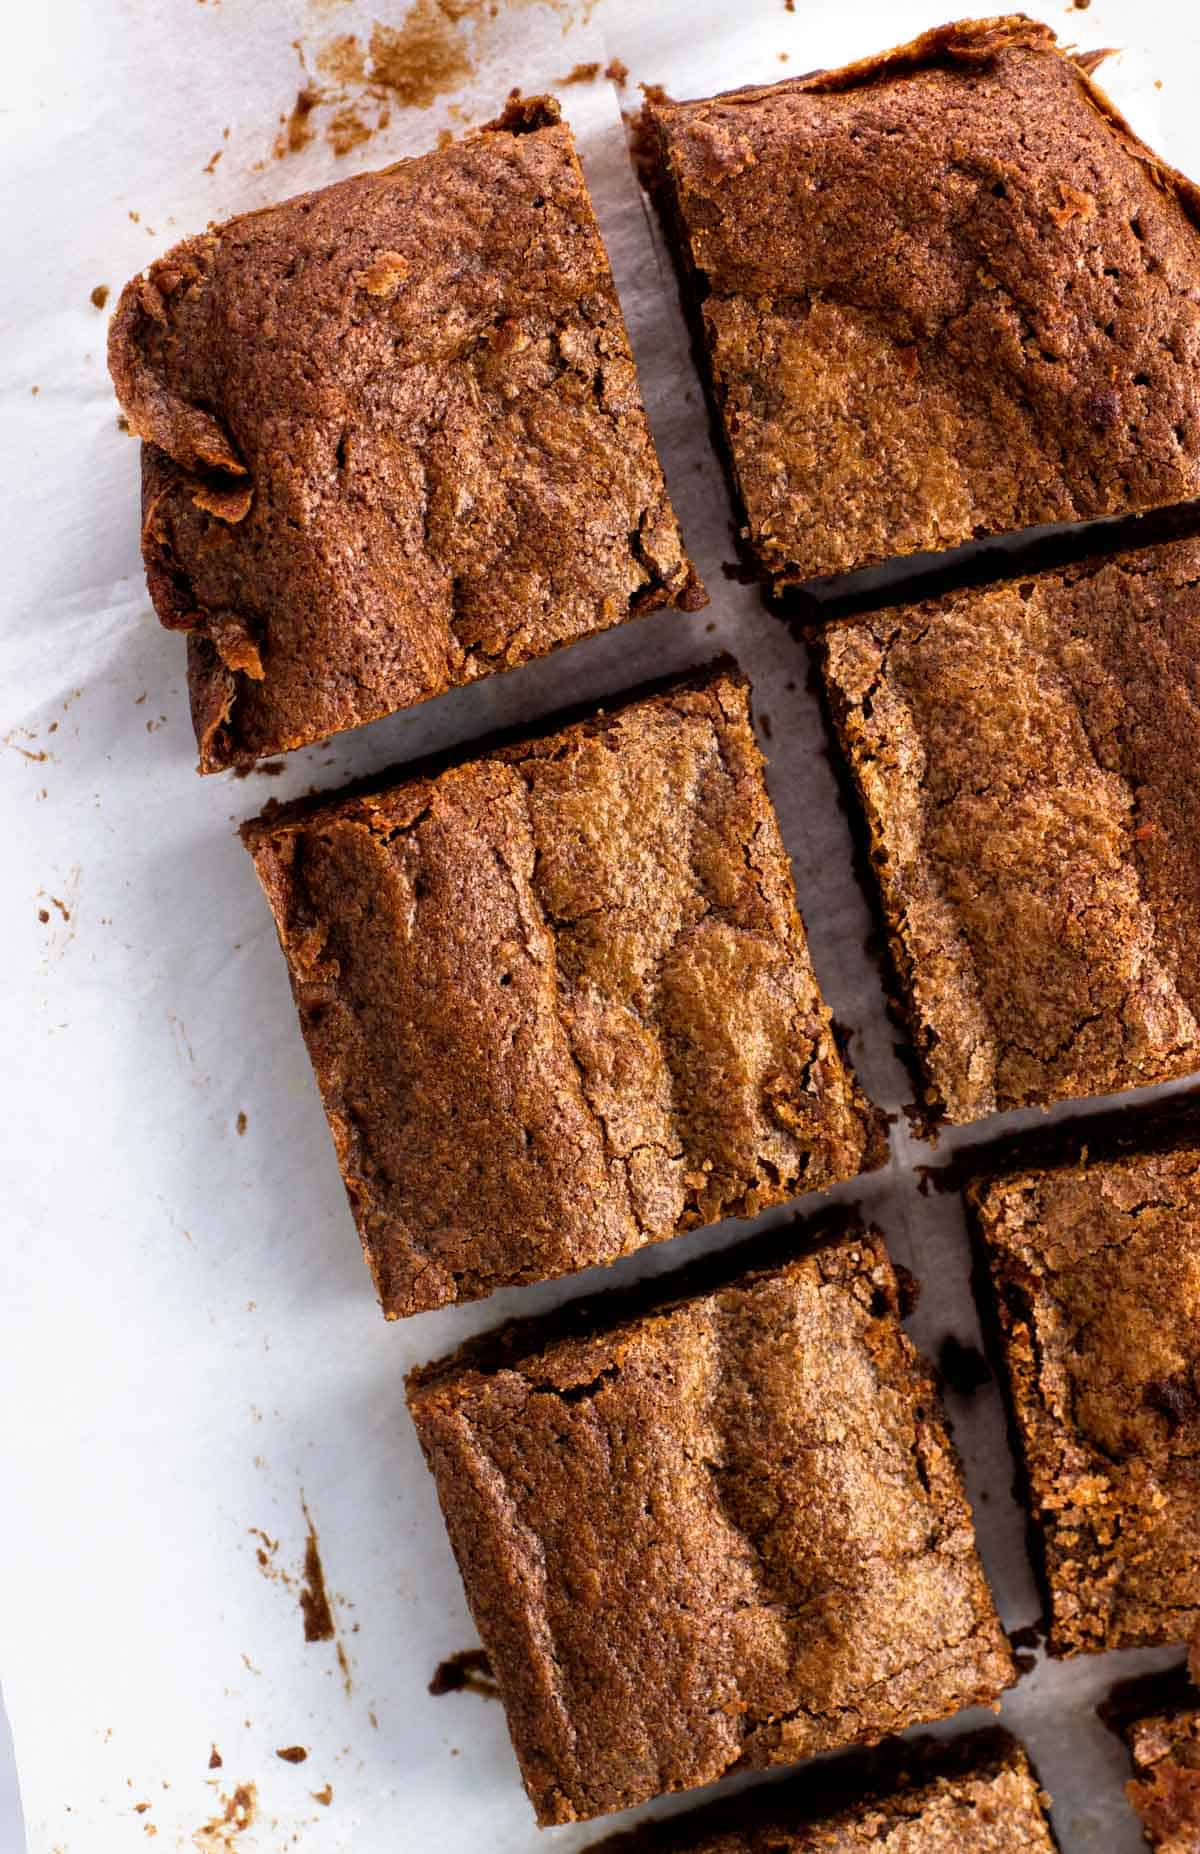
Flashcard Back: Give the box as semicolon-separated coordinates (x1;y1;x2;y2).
649;16;1200;589
819;536;1200;1123
584;1729;1055;1851
969;1132;1200;1656
242;663;884;1317
407;1221;1013;1825
108;96;703;772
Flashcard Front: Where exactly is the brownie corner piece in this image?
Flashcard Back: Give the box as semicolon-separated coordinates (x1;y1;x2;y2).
1107;1663;1200;1851
966;1119;1200;1655
406;1218;1012;1824
244;663;883;1317
817;540;1200;1123
581;1729;1054;1851
109;100;704;772
648;16;1200;590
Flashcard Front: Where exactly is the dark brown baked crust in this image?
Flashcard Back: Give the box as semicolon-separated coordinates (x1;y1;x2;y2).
1108;1667;1200;1852
243;664;884;1317
109;97;704;771
649;17;1200;592
818;536;1200;1123
406;1220;1013;1825
967;1129;1200;1656
583;1730;1055;1851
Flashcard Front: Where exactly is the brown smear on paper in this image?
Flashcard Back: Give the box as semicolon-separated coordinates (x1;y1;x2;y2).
368;7;472;108
249;1497;352;1691
268;0;585;166
299;1498;336;1643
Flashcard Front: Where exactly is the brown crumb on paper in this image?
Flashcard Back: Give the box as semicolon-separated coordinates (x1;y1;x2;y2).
555;61;600;85
209;1745;223;1769
276;1745;308;1763
312;1783;334;1806
605;58;628;87
236;1111;248;1136
193;1783;257;1849
429;1647;500;1699
90;284;110;310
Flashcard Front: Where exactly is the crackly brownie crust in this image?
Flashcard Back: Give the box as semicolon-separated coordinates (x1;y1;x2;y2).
967;1126;1200;1656
407;1221;1013;1824
818;536;1200;1123
243;664;884;1317
109;97;703;772
584;1729;1056;1851
648;17;1200;592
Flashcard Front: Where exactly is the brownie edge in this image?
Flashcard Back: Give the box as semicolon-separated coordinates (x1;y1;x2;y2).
583;1730;1056;1851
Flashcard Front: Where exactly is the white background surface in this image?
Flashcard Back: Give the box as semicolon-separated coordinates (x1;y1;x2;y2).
3;1;1199;1850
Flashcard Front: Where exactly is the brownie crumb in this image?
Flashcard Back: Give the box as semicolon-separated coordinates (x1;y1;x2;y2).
311;1784;333;1806
90;284;110;310
235;1111;247;1136
429;1648;500;1699
275;1745;308;1763
605;59;629;87
208;1746;223;1769
557;62;601;86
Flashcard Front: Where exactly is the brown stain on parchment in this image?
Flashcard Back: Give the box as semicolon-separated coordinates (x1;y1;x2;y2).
367;5;471;108
299;1498;336;1643
268;0;589;165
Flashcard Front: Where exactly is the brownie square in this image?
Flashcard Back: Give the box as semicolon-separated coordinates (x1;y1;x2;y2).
108;97;704;772
967;1115;1200;1654
648;18;1200;592
584;1731;1055;1851
1127;1707;1200;1852
1107;1663;1200;1851
407;1221;1013;1824
244;664;884;1317
818;537;1200;1123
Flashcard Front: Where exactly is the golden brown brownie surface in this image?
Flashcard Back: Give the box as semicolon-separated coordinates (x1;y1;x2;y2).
109;97;703;770
244;665;883;1316
819;537;1200;1122
408;1225;1012;1823
970;1134;1200;1655
651;17;1200;588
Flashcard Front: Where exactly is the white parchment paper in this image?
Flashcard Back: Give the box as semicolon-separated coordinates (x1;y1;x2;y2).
3;1;1199;1849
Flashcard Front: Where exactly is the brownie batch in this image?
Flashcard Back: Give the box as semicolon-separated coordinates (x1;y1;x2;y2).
107;10;1200;1848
